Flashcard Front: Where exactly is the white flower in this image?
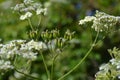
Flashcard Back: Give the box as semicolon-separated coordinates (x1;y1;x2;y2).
0;43;16;59
110;58;117;65
79;11;119;32
0;40;26;59
20;6;35;12
109;58;120;69
117;63;120;69
12;4;25;11
17;40;47;60
99;64;110;71
79;16;96;25
43;8;47;15
48;40;56;50
10;40;26;44
36;8;43;15
24;0;34;4
20;12;32;20
118;75;120;79
32;3;42;9
25;40;47;50
95;47;120;80
20;51;37;60
36;8;47;15
0;60;14;71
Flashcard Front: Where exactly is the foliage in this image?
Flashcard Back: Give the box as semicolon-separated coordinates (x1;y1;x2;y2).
0;0;120;80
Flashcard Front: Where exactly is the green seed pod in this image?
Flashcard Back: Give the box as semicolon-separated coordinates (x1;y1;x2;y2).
41;32;45;38
29;31;34;39
53;31;57;38
29;30;38;39
52;29;59;38
56;38;59;48
64;34;67;40
49;32;52;39
69;34;72;40
45;30;49;39
56;38;63;48
60;41;63;48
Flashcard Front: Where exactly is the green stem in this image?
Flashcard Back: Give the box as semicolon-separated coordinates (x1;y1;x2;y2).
40;51;50;80
57;31;99;80
14;68;39;80
27;18;34;31
36;15;42;41
50;54;59;80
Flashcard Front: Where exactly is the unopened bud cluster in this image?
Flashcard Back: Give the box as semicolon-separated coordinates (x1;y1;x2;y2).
95;47;120;80
79;11;120;32
41;29;60;40
28;30;38;40
64;29;75;40
11;0;48;20
41;29;75;52
41;29;64;51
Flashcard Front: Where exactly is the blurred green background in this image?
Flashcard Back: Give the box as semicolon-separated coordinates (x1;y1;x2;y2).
0;0;120;80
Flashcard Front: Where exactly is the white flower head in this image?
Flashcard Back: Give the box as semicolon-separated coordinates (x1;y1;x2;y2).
110;58;117;65
21;51;38;60
43;8;47;15
99;63;109;71
12;4;25;11
36;8;47;15
79;16;96;25
118;75;120;79
95;47;120;80
20;12;32;20
79;11;119;32
17;40;47;60
116;63;120;69
32;3;42;9
48;39;56;50
0;60;14;71
25;40;47;50
24;0;34;4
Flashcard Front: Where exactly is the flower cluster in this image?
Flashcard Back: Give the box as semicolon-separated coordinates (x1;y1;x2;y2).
79;11;120;32
79;16;96;25
20;12;32;20
0;40;26;60
95;47;120;80
12;0;48;20
0;60;14;73
0;40;47;73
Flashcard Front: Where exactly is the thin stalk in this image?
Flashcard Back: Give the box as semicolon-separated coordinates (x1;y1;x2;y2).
50;54;59;80
23;3;34;31
35;15;42;41
40;51;50;80
57;31;99;80
27;18;34;31
14;68;39;80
